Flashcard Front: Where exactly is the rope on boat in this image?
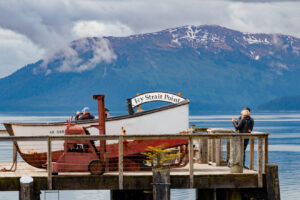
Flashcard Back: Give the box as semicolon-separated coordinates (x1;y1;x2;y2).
0;142;18;172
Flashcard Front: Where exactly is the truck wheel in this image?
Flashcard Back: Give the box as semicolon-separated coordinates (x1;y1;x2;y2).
88;160;104;175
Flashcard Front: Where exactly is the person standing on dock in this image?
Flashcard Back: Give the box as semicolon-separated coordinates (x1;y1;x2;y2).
75;107;95;120
105;108;110;118
233;107;251;126
232;108;254;167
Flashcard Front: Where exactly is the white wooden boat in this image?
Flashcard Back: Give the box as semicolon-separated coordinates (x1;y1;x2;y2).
3;92;190;168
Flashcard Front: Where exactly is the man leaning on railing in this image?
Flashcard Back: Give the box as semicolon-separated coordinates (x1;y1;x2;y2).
232;108;254;168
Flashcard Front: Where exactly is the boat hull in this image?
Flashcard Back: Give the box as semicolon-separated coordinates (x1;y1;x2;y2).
3;101;189;169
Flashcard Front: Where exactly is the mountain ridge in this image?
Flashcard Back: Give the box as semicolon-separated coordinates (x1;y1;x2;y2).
1;24;300;112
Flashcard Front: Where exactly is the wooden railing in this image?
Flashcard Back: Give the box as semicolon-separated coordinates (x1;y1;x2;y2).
0;130;269;189
204;128;269;187
0;129;8;134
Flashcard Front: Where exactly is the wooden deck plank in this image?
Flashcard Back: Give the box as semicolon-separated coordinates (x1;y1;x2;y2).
0;162;258;177
0;162;261;191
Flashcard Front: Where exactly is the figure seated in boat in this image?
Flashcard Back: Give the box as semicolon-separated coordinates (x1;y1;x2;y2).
75;107;95;120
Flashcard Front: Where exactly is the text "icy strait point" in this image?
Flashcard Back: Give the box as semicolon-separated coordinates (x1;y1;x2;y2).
131;92;185;107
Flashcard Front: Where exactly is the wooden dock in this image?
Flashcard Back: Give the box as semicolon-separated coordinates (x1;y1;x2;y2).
0;161;259;190
0;129;280;200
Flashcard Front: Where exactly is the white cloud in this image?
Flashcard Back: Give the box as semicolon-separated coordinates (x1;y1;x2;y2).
72;21;133;38
227;2;300;37
0;28;44;78
228;0;300;2
1;0;300;77
54;38;116;73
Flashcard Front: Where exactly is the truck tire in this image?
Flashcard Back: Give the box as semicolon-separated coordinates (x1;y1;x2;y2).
88;160;104;175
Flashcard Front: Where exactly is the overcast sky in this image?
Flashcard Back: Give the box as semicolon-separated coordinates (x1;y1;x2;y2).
0;0;300;78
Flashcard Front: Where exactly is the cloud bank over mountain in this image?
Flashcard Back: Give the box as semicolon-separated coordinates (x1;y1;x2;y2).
43;38;117;73
1;25;300;112
1;0;300;78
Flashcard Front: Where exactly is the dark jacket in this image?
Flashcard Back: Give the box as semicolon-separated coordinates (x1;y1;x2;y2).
75;113;95;121
233;116;254;133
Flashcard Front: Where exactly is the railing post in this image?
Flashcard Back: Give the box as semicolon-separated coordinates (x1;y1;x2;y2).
230;135;243;173
212;139;216;163
215;137;222;166
226;139;230;163
118;136;124;190
264;136;268;173
257;137;263;187
207;129;234;166
250;138;255;170
207;129;214;163
47;137;52;190
189;136;194;188
199;138;208;164
208;129;223;166
240;136;244;168
208;139;212;162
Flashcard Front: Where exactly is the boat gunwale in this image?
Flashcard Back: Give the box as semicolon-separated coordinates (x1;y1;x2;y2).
2;100;190;126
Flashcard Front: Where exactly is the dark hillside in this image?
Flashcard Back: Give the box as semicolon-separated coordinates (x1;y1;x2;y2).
1;25;300;112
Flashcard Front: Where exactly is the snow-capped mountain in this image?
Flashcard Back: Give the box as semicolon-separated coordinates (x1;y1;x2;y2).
1;25;300;112
111;25;300;75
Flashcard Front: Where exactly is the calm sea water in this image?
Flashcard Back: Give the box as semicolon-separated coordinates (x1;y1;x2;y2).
0;112;299;200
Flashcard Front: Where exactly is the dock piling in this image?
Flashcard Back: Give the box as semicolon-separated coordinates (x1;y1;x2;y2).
266;164;281;200
152;167;170;200
196;189;216;200
19;176;35;200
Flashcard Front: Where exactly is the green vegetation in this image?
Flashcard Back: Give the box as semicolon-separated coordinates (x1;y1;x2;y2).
142;144;181;168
